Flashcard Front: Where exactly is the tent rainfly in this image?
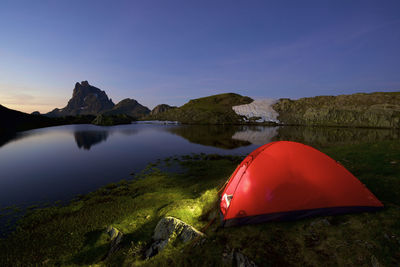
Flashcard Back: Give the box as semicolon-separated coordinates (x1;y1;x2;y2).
220;141;383;227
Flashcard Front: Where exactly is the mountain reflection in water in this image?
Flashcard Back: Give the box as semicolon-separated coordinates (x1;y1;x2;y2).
74;131;109;150
167;125;252;149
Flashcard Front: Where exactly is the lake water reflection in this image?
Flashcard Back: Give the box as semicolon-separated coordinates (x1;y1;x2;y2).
0;123;398;211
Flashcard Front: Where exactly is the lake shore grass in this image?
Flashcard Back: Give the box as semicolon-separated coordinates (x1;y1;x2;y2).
0;141;399;266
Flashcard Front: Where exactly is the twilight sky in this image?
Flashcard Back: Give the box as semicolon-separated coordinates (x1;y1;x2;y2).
0;0;399;113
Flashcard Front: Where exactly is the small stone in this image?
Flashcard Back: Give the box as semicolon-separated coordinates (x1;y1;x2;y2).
228;249;257;267
371;255;381;267
107;226;120;240
390;161;397;164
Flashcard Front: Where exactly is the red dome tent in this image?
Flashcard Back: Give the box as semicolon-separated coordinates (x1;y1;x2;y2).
220;141;383;227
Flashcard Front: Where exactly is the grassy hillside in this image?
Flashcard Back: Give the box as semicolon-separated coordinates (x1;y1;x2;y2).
273;92;400;128
1;140;399;266
145;93;253;124
102;98;150;119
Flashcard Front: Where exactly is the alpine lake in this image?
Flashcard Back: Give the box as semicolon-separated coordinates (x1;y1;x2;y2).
0;123;399;235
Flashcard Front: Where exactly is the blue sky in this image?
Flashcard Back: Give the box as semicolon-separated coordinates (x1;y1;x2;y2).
0;0;399;113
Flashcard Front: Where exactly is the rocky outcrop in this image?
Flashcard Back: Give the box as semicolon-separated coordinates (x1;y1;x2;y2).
145;217;205;258
273;92;400;128
46;81;115;117
150;104;176;115
103;98;150;119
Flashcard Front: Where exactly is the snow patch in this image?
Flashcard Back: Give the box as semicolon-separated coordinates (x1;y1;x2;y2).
232;99;279;123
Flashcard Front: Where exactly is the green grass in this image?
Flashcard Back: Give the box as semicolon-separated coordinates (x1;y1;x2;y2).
0;141;399;266
145;93;253;124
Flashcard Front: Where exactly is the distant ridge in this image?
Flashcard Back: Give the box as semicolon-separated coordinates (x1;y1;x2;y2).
0;104;57;134
103;98;150;119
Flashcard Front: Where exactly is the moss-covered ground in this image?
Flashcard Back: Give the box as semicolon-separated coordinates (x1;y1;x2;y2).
0;141;399;266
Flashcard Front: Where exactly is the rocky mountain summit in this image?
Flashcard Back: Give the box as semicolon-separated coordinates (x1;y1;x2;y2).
47;81;115;117
46;81;151;123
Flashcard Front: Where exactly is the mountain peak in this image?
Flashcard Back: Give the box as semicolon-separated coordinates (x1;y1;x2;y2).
47;81;115;117
80;80;90;87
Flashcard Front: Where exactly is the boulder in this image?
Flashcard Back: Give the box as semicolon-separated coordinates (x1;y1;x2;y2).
106;226;123;257
145;217;205;258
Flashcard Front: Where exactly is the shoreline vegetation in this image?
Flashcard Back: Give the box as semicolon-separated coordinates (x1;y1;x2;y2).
1;141;399;266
